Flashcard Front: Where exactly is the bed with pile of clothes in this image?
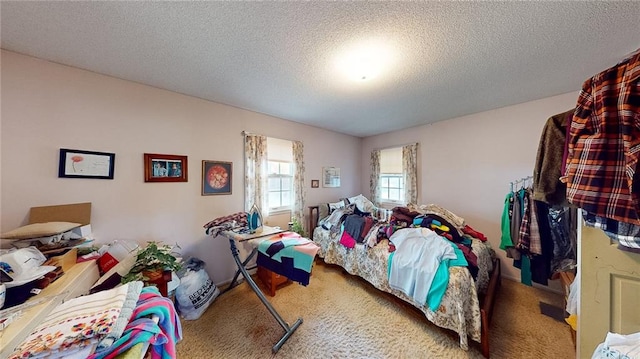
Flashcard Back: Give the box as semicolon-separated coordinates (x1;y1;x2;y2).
308;195;500;358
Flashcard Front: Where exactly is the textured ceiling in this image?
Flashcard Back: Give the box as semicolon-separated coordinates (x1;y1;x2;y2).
1;2;639;137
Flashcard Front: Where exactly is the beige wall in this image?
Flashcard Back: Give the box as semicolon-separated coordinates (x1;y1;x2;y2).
0;50;362;285
362;92;579;285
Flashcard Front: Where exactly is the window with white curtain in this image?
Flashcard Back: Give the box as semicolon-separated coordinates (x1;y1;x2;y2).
380;147;404;203
267;137;293;212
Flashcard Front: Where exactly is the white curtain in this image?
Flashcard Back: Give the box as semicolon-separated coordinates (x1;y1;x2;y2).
402;143;419;205
370;149;381;206
292;141;306;233
244;134;269;216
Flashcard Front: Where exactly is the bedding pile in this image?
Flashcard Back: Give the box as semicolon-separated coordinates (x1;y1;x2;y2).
9;283;182;359
255;232;320;286
312;195;494;350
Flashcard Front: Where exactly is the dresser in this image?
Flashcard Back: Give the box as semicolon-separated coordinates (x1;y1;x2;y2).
0;260;99;358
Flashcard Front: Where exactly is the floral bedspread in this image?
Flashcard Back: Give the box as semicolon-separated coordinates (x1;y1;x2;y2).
313;227;494;350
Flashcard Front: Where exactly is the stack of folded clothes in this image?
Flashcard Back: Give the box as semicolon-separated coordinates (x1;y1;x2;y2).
9;282;182;359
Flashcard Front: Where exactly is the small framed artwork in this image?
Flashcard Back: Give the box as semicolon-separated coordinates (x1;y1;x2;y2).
322;167;341;188
311;179;319;188
144;153;188;182
202;160;232;195
58;148;115;179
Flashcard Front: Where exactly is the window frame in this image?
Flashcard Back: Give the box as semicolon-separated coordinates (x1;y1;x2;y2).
379;172;404;205
267;160;294;213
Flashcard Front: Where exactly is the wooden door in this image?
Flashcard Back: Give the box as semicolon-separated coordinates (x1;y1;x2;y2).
578;225;640;357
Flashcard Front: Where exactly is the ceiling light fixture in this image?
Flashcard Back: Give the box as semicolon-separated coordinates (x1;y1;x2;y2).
335;40;395;82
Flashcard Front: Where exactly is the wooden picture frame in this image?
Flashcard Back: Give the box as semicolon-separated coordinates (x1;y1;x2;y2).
202;160;232;195
311;179;319;188
144;153;188;182
58;148;115;179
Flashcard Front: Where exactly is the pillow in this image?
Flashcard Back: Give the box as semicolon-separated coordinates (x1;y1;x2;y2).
347;194;377;214
318;204;330;222
316;200;347;225
1;222;81;239
347;194;363;203
329;200;346;212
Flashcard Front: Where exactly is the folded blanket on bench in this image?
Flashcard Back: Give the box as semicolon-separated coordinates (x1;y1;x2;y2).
256;232;320;286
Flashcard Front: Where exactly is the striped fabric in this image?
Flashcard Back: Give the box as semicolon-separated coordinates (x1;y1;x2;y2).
583;211;640;250
527;192;543;256
517;190;531;253
565;49;640;225
88;286;182;359
10;282;143;359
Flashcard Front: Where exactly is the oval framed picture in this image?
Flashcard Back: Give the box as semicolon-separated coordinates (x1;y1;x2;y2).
202;160;232;195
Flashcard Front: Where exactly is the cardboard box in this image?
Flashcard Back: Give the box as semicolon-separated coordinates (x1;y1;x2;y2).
29;202;91;226
44;248;78;272
64;224;92;240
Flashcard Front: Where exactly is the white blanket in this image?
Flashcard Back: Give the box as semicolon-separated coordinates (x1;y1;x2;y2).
388;228;457;305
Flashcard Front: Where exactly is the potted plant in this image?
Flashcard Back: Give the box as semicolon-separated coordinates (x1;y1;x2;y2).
121;241;182;285
290;217;307;237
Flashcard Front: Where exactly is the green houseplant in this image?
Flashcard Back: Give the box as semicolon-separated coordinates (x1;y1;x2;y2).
290;217;307;237
121;241;182;284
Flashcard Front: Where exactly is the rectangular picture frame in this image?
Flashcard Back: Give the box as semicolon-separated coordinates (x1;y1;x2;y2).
144;153;188;182
58;148;115;179
322;167;341;188
202;160;232;195
311;179;319;188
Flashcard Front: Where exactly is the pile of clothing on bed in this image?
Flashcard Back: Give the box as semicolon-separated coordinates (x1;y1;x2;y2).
383;204;489;310
318;194;391;248
318;197;491;310
319;197;488;276
385;204;487;279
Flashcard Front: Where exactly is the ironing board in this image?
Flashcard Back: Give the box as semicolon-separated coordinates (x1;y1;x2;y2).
220;225;303;353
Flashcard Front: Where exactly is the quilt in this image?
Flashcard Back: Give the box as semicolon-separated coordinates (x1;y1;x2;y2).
255;232;320;286
313;226;493;350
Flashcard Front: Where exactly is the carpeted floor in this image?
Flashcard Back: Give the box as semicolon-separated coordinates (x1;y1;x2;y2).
177;260;575;359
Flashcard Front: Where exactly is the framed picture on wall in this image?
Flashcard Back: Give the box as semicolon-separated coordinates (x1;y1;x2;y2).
144;153;188;182
202;160;232;195
311;179;319;188
58;148;115;179
322;167;341;188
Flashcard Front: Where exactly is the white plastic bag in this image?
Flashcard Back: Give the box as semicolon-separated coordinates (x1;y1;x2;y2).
175;258;219;320
566;270;579;316
591;331;640;359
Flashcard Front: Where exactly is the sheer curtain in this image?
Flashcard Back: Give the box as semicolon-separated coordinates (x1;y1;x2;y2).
402;143;419;205
292;141;306;232
244;134;269;216
370;149;381;206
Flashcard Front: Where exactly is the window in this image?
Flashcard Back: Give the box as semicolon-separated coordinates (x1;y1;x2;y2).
379;147;404;203
268;160;293;211
267;137;293;212
380;174;404;202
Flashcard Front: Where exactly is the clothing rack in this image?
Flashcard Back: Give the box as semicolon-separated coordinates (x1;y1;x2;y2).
510;175;533;192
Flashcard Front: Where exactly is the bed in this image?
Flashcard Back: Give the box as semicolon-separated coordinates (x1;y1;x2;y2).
308;196;501;358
